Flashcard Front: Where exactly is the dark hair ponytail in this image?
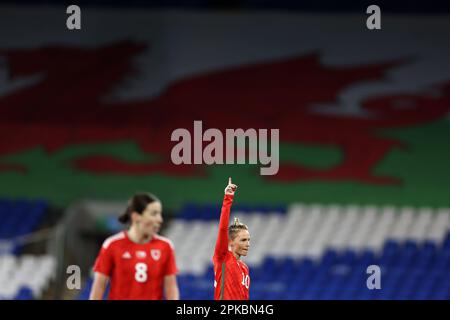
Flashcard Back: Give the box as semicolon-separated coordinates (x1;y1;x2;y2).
118;206;132;224
118;193;160;224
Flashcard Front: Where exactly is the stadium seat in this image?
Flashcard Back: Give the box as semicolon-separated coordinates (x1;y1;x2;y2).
0;254;56;300
76;203;450;300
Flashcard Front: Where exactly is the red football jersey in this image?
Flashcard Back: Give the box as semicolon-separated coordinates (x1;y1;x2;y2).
213;194;250;300
93;231;178;300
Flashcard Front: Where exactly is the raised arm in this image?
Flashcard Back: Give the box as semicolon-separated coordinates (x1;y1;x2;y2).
214;178;238;261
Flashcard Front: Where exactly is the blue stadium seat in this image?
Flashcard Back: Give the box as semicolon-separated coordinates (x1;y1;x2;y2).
117;202;450;301
15;287;34;300
0;199;49;256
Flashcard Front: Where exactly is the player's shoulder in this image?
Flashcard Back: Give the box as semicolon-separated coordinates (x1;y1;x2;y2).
153;234;175;250
102;231;127;249
214;249;232;263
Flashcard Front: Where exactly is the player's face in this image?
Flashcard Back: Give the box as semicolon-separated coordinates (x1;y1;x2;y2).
136;201;163;236
230;230;251;257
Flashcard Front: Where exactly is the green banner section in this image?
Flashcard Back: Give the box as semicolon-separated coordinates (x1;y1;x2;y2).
0;120;449;211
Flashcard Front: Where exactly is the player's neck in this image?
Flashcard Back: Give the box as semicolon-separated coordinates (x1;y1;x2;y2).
127;225;153;244
228;245;241;260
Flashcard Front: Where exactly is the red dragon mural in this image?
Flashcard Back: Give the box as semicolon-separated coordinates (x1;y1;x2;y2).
0;41;449;185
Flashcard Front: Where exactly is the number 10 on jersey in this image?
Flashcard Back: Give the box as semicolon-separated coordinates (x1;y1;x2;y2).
241;273;250;289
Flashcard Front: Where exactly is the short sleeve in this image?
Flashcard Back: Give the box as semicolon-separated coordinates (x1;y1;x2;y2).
164;244;178;276
93;243;114;277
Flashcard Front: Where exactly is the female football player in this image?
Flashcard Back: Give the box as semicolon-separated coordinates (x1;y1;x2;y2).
89;193;179;300
213;177;251;300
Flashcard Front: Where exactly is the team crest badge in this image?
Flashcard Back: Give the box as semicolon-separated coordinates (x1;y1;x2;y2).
151;249;161;261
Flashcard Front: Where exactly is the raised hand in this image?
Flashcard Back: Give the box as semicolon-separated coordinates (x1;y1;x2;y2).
224;177;238;195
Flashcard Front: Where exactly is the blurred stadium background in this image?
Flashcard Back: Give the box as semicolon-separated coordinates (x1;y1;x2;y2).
0;1;450;300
